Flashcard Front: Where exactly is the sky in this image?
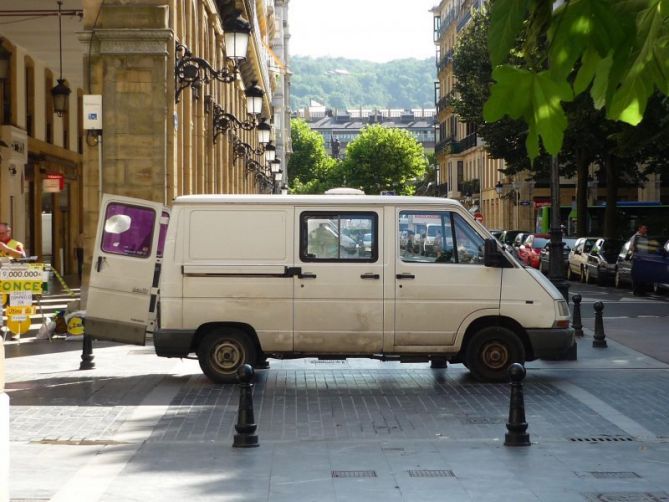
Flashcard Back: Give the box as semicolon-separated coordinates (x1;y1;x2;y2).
289;0;437;62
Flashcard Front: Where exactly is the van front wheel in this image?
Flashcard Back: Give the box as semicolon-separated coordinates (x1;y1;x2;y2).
465;327;525;382
197;329;257;384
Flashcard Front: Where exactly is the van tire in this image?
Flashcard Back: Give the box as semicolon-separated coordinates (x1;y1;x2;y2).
465;327;525;382
197;329;257;384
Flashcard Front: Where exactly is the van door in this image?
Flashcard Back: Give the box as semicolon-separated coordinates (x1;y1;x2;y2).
394;209;501;348
294;209;383;353
86;194;168;345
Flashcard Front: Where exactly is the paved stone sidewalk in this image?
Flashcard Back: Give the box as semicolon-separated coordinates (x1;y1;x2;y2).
5;331;669;501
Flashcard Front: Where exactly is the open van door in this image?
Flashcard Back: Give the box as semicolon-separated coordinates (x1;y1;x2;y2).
85;194;169;345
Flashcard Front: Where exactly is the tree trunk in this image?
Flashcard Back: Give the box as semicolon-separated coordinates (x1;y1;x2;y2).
576;150;589;236
603;155;619;239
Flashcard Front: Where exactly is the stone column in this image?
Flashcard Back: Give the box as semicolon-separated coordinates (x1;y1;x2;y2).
79;1;173;290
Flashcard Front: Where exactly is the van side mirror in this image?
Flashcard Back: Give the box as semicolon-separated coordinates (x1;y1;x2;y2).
484;238;502;267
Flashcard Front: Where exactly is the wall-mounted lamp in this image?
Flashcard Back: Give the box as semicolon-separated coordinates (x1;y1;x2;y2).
270;158;281;174
212;82;265;142
495;181;504;197
51;0;71;117
174;14;250;103
274;171;283;182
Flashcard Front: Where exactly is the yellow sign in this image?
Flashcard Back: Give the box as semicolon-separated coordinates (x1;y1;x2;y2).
0;280;42;293
5;306;35;316
67;316;85;336
7;315;31;335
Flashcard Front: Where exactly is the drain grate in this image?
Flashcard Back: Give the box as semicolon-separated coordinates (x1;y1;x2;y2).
332;470;377;478
583;493;669;502
590;472;641;479
32;439;127;446
408;469;455;478
570;436;635;443
462;416;505;425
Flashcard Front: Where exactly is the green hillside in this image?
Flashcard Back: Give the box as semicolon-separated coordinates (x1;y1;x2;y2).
289;56;436;111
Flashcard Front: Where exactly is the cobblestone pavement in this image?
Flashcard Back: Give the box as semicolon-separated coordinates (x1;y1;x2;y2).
5;331;669;501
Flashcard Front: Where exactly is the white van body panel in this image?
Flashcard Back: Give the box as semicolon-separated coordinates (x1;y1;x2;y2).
87;193;574;382
86;194;167;345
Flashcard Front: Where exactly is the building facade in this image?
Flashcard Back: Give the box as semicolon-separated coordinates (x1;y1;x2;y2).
0;0;291;277
297;102;436;157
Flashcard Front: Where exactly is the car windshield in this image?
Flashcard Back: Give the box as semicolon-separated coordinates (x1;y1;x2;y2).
533;238;548;248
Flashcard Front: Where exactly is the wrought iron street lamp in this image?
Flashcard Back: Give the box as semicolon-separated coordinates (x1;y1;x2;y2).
174;14;251;102
212;82;265;142
51;0;71;116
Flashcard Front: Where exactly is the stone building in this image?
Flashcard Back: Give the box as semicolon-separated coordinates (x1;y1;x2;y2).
0;0;290;277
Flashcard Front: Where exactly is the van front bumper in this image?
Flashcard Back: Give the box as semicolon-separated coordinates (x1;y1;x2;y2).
526;327;575;359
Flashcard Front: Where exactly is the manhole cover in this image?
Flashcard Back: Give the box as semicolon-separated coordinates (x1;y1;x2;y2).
569;436;635;443
461;416;505;425
590;472;641;479
408;469;455;478
583;493;669;502
332;470;377;478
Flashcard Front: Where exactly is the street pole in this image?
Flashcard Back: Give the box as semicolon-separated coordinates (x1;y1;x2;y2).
548;156;569;301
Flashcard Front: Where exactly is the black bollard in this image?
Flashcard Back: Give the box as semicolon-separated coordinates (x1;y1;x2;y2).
79;334;95;370
592;301;608;348
504;363;531;447
572;294;584;337
233;364;259;448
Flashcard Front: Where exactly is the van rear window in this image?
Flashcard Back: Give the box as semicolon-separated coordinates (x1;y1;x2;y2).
101;203;156;258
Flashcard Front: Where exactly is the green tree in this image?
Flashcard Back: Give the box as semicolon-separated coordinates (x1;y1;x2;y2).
288;119;339;194
484;0;669;160
341;125;428;195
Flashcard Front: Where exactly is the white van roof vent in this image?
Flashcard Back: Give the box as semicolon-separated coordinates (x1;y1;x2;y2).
324;187;366;195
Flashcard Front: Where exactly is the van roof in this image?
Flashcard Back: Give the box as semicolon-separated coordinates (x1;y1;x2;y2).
174;194;463;207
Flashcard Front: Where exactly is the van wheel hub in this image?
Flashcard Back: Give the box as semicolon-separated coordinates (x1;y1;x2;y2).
212;341;243;370
481;341;508;369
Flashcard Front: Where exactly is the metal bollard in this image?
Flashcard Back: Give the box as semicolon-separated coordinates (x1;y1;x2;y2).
233;364;259;448
504;363;531;447
592;301;608;348
571;294;584;337
79;334;95;370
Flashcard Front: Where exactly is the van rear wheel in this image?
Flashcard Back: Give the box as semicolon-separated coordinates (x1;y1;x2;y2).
465;327;525;382
197;329;257;384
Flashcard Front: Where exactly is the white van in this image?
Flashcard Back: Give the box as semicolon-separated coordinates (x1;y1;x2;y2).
85;194;573;383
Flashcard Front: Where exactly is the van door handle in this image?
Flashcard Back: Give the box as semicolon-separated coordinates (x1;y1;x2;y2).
96;256;106;272
360;273;380;279
396;273;415;279
299;272;317;279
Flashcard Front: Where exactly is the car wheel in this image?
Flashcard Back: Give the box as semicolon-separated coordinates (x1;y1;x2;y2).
465;326;525;382
197;328;257;384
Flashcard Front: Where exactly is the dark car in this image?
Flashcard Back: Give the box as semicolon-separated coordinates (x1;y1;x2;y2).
499;230;529;247
630;238;669;293
615;236;667;291
539;238;577;274
584;238;625;285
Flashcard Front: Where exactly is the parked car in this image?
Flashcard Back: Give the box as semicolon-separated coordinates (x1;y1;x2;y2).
510;232;531;258
489;229;503;241
517;233;551;268
539;238;577;274
616;236;669;292
583;238;625;285
499;230;528;248
567;237;600;281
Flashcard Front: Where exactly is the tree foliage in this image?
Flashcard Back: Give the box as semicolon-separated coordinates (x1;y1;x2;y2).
290;56;435;110
485;0;669;160
340;125;428;195
288;119;339;194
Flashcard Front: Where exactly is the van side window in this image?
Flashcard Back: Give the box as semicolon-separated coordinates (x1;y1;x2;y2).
101;203;156;259
301;212;377;262
399;211;455;263
453;213;485;264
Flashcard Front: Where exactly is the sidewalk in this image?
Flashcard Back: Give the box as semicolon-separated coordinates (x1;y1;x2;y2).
4;325;669;501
